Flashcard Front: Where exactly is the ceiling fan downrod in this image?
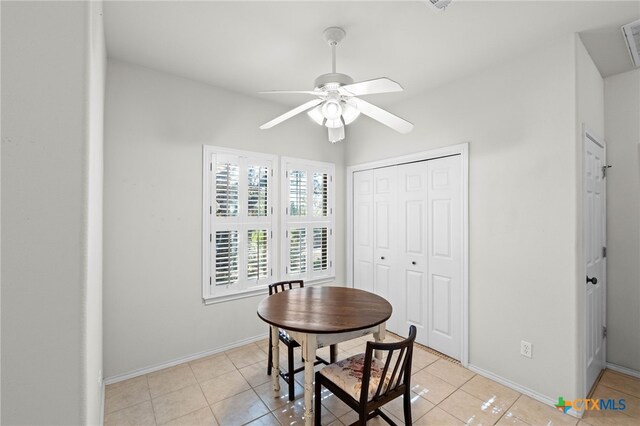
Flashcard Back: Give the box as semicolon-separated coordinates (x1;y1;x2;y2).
323;26;345;74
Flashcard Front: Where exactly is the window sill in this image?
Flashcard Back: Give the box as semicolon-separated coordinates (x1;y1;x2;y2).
203;277;336;305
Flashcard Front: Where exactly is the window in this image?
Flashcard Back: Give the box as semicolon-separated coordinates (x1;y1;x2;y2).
203;147;335;303
282;158;335;281
203;147;276;301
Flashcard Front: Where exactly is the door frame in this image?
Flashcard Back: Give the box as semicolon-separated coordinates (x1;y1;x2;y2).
582;127;607;396
346;143;469;367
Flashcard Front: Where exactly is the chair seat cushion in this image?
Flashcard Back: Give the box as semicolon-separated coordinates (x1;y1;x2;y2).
318;353;390;401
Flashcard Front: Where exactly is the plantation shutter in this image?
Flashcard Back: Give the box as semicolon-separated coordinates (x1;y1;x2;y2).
282;158;334;281
205;149;275;300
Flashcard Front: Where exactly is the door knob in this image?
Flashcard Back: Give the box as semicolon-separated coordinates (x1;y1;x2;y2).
412;261;417;265
586;276;598;285
381;256;385;260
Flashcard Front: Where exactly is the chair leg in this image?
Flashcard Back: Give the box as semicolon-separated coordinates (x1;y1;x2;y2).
288;344;295;401
403;389;412;425
314;373;322;425
359;409;368;425
267;329;272;376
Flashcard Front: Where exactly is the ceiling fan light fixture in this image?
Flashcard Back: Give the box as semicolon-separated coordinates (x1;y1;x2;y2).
328;126;345;143
307;105;325;125
322;99;343;120
324;118;343;129
342;103;360;125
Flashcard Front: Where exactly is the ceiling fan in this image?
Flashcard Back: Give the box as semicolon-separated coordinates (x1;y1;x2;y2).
259;27;414;143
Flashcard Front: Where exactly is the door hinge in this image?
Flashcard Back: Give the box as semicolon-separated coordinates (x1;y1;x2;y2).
270;230;273;238
602;246;607;258
602;165;612;178
270;206;274;215
285;266;288;274
330;228;333;236
286;230;289;238
210;234;212;242
210;163;213;171
209;277;212;285
603;326;607;338
210;206;212;214
270;268;273;276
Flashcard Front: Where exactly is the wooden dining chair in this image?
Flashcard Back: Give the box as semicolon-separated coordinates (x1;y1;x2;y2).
314;326;417;425
266;280;330;401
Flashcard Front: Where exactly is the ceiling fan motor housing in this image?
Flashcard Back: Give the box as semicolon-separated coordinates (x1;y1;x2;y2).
314;73;354;90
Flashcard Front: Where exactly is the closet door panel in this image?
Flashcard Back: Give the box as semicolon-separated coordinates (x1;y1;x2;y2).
353;170;374;292
373;166;399;333
398;162;428;343
427;156;462;359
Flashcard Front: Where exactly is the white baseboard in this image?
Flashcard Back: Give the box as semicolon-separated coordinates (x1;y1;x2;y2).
104;333;268;385
606;362;640;379
467;364;582;419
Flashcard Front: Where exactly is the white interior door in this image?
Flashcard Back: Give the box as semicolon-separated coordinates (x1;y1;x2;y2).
373;166;399;333
426;156;462;359
353;170;374;293
585;132;606;394
397;162;429;343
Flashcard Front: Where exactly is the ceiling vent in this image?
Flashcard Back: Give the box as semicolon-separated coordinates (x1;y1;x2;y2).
426;0;452;11
622;19;640;68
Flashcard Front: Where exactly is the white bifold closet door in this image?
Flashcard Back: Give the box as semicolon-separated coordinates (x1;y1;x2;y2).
353;155;462;360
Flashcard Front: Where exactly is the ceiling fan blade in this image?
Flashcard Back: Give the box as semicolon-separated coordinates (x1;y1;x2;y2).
259;90;327;96
339;78;403;96
347;97;413;134
259;98;324;130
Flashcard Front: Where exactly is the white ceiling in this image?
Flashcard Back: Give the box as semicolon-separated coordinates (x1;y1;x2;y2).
104;1;640;107
580;22;639;77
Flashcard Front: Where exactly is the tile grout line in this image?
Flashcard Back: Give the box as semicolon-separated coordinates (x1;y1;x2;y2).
146;374;159;426
597;381;640;400
104;375;153;417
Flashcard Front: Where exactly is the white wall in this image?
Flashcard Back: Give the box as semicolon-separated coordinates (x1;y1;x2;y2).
605;69;640;373
346;37;580;401
103;60;346;379
575;35;604;395
1;1;104;423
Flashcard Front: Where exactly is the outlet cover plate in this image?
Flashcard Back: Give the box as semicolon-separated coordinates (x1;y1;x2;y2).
521;340;532;358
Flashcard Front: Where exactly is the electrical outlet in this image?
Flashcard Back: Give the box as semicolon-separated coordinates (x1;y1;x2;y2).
520;340;532;358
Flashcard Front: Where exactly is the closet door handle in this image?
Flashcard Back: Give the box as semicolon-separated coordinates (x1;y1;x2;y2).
380;256;385;260
411;261;416;265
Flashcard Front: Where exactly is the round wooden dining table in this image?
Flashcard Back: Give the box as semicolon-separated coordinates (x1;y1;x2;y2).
257;286;392;425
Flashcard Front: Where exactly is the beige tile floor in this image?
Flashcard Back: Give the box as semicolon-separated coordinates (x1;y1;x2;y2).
104;335;640;425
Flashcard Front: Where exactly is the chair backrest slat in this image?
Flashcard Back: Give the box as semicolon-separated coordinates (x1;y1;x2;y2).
386;346;406;392
268;280;304;295
361;325;417;404
374;350;394;399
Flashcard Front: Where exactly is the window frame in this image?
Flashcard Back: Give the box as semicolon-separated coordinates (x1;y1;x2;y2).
281;157;336;283
202;145;279;303
202;147;336;304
